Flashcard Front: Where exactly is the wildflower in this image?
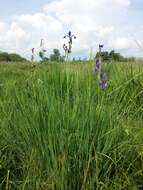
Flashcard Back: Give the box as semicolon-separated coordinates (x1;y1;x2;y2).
64;31;76;45
99;79;107;90
99;71;108;90
99;44;104;56
95;59;100;71
93;59;100;73
99;44;103;52
63;31;76;59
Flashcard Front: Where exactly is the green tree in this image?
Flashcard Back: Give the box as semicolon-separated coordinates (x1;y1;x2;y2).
96;50;127;62
9;53;26;62
39;50;49;63
109;50;125;61
0;52;26;62
50;49;63;62
0;52;10;62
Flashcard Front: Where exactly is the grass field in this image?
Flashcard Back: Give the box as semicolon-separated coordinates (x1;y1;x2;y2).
0;61;143;189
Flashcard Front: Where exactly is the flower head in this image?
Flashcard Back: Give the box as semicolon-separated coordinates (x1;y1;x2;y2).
99;44;104;55
96;59;100;70
93;59;100;73
63;31;76;46
99;71;108;90
99;79;107;90
93;44;108;90
68;31;71;36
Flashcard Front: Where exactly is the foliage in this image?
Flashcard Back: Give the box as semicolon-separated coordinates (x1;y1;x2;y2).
96;50;135;62
0;61;143;189
0;52;27;62
39;51;49;63
39;51;44;60
50;49;64;62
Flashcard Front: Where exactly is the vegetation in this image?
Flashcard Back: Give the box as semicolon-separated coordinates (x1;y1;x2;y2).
0;61;143;189
0;47;134;64
50;49;64;62
0;52;27;62
38;49;64;63
96;50;135;62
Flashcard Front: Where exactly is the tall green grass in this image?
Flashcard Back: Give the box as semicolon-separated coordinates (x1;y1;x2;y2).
0;62;143;189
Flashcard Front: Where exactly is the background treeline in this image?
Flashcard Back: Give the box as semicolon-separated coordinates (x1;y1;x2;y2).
0;49;136;63
96;50;135;62
0;52;27;62
39;49;65;62
40;49;136;63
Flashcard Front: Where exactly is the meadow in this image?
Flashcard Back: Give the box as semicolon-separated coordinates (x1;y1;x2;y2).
0;61;143;190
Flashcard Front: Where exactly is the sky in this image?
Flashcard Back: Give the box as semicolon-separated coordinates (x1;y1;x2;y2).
0;0;143;59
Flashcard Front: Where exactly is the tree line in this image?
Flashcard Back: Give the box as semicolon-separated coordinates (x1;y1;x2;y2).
96;50;135;62
0;49;135;63
0;52;27;62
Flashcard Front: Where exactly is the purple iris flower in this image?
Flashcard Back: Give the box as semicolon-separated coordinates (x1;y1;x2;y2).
64;31;76;44
93;44;108;91
96;59;100;70
93;59;100;73
98;72;108;90
99;79;106;90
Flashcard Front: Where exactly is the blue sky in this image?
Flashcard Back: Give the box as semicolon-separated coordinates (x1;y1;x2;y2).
0;0;143;59
0;0;51;18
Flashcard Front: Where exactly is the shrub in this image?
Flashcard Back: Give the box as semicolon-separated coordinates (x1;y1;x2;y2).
0;52;27;62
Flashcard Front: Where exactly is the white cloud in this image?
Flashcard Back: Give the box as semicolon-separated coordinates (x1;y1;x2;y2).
110;37;134;50
113;0;131;7
43;0;132;56
0;22;30;54
98;27;114;38
0;0;141;59
15;13;63;32
0;21;6;33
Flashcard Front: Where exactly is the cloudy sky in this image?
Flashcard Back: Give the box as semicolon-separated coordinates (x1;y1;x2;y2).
0;0;143;59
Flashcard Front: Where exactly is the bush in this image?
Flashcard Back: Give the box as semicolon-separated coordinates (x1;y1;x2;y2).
0;52;10;62
9;53;27;62
96;50;134;62
50;49;64;62
0;52;27;62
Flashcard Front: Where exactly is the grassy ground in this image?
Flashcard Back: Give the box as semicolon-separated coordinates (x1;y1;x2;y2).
0;61;143;189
